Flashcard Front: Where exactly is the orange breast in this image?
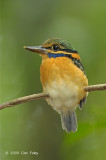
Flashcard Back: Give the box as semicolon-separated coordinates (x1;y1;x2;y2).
40;57;88;87
40;57;88;105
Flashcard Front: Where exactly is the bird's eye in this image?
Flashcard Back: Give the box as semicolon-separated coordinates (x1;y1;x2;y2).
52;44;60;51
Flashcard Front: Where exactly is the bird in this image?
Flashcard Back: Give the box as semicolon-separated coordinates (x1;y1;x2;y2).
24;38;88;133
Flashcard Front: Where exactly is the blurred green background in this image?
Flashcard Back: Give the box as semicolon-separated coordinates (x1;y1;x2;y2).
0;0;106;160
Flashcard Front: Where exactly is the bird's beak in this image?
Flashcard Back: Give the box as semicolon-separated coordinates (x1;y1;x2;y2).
24;46;47;54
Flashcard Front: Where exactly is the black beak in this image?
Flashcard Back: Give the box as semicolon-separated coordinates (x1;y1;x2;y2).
24;46;47;54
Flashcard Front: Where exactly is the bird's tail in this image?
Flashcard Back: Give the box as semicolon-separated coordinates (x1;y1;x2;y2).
60;111;77;133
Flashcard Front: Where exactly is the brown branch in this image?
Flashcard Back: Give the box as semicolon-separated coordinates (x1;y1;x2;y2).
0;84;106;110
84;84;106;92
0;93;49;110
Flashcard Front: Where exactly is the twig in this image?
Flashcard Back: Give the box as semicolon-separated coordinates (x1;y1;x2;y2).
0;93;49;110
0;84;106;110
84;84;106;92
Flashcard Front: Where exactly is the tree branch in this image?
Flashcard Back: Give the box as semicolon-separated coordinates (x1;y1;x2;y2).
0;93;49;110
0;84;106;110
84;84;106;92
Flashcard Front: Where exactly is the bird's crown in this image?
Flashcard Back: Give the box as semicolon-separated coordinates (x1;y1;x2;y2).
42;38;77;53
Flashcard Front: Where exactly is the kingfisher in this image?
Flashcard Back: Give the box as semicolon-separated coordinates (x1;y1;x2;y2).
24;39;88;133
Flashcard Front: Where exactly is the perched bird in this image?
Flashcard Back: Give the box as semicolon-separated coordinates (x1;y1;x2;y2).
24;39;88;133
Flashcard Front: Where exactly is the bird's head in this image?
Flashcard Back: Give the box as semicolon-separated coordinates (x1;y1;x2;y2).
24;38;80;60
